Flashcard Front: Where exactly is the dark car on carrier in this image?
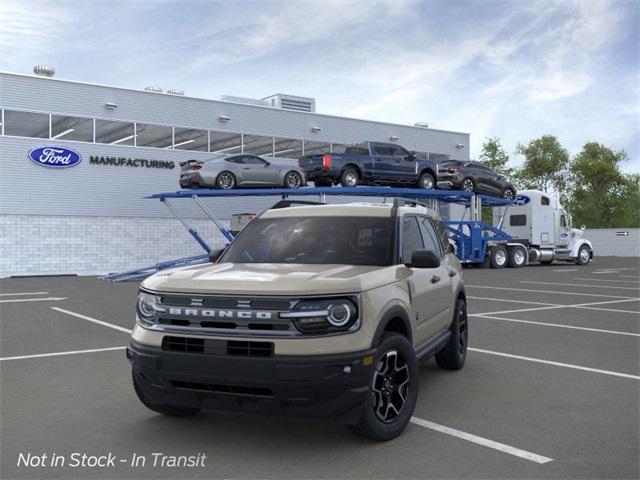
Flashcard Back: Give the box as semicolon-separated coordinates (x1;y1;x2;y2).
436;160;516;200
298;141;439;189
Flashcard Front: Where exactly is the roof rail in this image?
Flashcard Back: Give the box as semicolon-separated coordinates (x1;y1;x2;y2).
392;197;433;209
270;199;325;209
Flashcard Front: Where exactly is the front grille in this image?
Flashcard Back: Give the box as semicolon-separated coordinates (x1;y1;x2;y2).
159;295;291;310
171;380;274;398
162;336;273;357
227;340;273;357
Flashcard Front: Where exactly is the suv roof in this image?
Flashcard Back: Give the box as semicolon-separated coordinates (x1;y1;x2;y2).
261;202;439;220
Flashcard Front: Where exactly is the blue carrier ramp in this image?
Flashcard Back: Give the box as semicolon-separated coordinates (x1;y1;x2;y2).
101;186;512;281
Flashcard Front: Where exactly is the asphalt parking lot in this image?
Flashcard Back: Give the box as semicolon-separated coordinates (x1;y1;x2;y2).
1;257;638;479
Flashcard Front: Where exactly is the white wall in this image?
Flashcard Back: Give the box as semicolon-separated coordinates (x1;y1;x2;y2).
584;228;640;257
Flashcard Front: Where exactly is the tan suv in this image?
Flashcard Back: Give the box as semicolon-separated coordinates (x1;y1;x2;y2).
128;200;468;440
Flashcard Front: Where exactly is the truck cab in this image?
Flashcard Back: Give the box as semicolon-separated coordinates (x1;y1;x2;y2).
493;190;593;265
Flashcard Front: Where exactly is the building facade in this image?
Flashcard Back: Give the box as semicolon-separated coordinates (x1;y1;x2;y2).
0;72;470;277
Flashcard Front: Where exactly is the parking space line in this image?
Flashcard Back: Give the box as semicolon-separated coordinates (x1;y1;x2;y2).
520;281;639;291
469;348;640;380
0;346;125;362
410;417;553;464
473;297;640;317
0;291;49;296
467;296;560;307
466;285;637;299
472;314;640;337
51;307;132;334
0;297;67;304
552;269;579;272
572;278;640;284
472;305;565;316
576;306;640;315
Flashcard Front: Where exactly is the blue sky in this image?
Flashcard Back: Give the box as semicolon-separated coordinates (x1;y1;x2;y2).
1;0;638;172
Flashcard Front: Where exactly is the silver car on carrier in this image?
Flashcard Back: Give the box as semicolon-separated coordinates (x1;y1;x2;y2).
180;154;306;189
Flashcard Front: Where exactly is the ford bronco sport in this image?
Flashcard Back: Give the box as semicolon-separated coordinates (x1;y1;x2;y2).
128;200;468;440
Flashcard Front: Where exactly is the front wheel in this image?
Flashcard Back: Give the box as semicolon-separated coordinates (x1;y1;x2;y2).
216;171;236;189
435;298;468;370
284;170;303;189
347;333;418;441
418;172;435;190
576;245;591;265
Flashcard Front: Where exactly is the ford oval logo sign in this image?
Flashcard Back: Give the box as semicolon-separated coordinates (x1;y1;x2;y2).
513;195;530;206
28;146;82;168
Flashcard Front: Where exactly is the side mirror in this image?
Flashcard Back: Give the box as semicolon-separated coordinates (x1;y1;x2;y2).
407;151;417;161
406;250;441;268
208;248;225;263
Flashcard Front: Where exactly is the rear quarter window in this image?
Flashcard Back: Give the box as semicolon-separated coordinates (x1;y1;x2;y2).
510;215;527;226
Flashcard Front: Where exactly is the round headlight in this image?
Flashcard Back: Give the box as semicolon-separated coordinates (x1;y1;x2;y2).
137;292;158;323
327;302;355;327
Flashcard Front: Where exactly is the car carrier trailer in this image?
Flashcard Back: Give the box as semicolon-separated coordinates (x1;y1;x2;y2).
101;186;592;282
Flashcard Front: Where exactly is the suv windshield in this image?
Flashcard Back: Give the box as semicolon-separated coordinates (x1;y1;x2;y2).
220;216;395;266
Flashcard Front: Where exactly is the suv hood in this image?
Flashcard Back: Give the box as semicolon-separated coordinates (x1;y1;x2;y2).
142;263;399;295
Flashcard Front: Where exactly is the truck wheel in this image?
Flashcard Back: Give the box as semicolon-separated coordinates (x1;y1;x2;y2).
490;245;507;269
576;245;591;265
435;298;468;370
462;178;475;192
418;172;435;190
347;333;418;441
340;168;359;187
132;372;200;417
507;246;526;268
216;171;236;189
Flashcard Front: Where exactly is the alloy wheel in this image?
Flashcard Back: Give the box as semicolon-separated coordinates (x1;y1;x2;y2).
344;172;358;186
462;179;474;192
504;189;515;200
580;247;590;264
286;172;302;189
421;175;434;189
513;248;525;265
371;350;410;423
218;172;235;189
494;249;507;266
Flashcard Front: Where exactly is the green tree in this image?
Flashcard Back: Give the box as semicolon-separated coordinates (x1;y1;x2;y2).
565;142;638;228
516;135;569;193
479;137;513;176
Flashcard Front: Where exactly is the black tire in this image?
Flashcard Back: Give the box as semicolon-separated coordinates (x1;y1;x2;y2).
507;246;526;268
216;171;236;189
132;371;200;417
490;245;508;269
347;333;418;441
503;188;516;201
340;168;359;187
283;170;303;189
418;172;435;190
461;177;475;192
435;298;468;370
576;245;591;265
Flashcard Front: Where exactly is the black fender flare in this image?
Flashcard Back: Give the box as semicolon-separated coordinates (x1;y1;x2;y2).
370;305;412;348
419;167;436;179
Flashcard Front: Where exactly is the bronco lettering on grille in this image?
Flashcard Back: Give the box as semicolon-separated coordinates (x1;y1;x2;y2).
163;308;273;320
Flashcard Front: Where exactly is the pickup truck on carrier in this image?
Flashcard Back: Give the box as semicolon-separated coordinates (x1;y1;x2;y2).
298;141;440;189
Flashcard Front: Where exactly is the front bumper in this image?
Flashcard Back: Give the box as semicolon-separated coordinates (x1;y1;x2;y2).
128;341;376;423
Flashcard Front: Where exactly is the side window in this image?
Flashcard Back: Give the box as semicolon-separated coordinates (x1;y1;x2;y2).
432;219;451;253
242;156;266;165
418;217;443;257
390;145;410;157
541;196;550;206
510;215;527;226
401;217;424;263
561;214;567;227
226;156;243;164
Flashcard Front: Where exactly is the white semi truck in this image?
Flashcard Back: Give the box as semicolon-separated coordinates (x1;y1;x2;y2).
492;190;593;267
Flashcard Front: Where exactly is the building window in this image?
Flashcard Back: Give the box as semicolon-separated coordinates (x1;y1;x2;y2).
243;134;274;156
51;114;93;142
173;127;208;151
210;131;243;154
303;140;331;155
3;110;49;138
273;137;303;159
135;123;173;148
95;119;135;145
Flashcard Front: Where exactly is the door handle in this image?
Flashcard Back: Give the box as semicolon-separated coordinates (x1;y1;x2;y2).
448;270;457;277
430;275;441;284
242;167;251;170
